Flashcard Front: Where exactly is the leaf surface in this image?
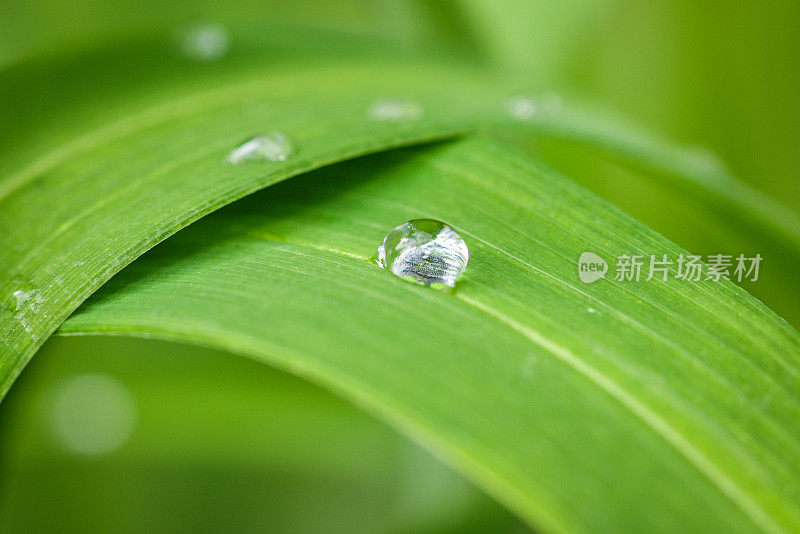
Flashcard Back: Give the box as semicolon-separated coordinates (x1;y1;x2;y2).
61;138;800;533
5;52;799;404
0;60;525;398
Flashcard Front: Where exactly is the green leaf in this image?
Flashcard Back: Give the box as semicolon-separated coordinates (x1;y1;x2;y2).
0;58;523;400
0;1;472;68
61;138;800;532
5;46;799;404
498;110;800;325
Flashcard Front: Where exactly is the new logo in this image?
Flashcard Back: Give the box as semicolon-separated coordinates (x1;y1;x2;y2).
578;252;608;283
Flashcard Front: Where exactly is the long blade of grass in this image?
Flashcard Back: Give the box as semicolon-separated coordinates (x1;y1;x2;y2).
3;48;798;405
0;60;523;399
61;138;800;533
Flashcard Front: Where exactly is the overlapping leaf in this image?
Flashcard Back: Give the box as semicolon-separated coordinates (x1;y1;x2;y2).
61;139;800;532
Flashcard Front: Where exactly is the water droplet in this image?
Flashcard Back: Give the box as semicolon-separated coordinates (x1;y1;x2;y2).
12;290;33;310
175;22;230;61
51;374;137;455
1;280;38;312
508;96;537;120
587;307;596;314
368;99;424;122
683;146;728;175
226;132;294;164
508;92;562;120
377;219;468;287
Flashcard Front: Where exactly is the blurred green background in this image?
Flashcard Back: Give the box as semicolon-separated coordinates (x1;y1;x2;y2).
0;337;528;532
2;0;797;208
1;1;798;532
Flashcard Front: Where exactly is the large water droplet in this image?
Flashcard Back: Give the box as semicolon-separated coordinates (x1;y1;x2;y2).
368;99;424;121
226;132;294;164
507;92;562;120
377;219;468;287
175;22;230;61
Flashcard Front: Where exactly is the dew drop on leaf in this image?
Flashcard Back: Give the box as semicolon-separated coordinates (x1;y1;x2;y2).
507;92;563;120
1;280;38;312
377;219;468;287
175;22;230;61
682;145;728;175
11;290;33;310
507;95;537;120
226;132;295;164
367;99;424;121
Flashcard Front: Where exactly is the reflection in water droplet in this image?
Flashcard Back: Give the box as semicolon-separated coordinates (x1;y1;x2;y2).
377;219;468;287
226;132;295;164
368;99;424;122
51;374;137;455
176;22;230;61
508;92;562;120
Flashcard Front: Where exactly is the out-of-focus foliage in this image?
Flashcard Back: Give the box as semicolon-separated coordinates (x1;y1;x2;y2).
3;0;796;207
0;336;526;533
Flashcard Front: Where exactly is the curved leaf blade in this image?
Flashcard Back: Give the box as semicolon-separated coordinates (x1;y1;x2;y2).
4;51;799;408
0;61;524;399
62;138;800;532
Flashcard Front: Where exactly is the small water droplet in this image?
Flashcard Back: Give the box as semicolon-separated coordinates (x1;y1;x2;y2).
508;96;537;120
226;132;294;164
368;99;424;122
12;290;33;310
508;92;562;120
587;307;596;314
683;146;727;175
1;280;38;312
377;219;468;287
175;22;230;61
